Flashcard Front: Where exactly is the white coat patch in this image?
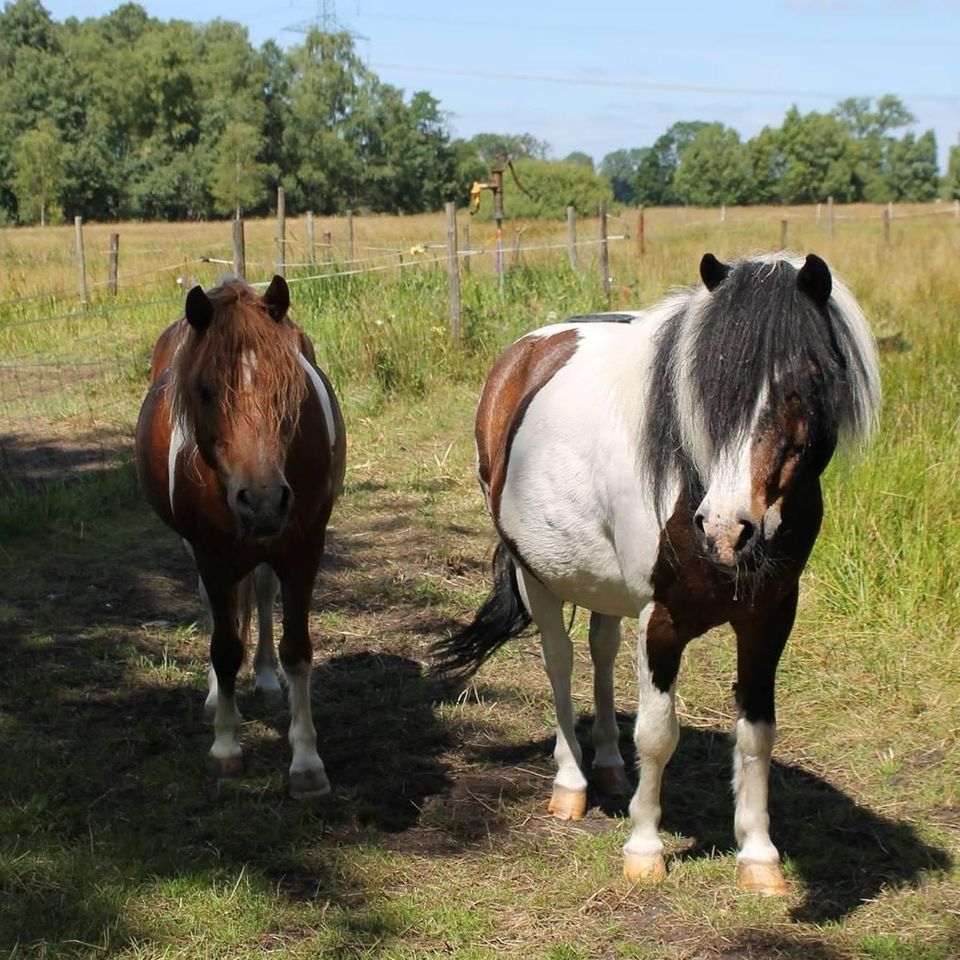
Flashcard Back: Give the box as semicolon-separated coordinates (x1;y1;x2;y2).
298;353;337;448
168;416;187;516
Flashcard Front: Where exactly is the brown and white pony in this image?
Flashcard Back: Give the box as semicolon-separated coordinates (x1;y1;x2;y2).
135;276;346;798
434;253;880;894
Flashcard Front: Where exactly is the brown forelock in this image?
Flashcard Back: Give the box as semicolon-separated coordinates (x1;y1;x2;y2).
476;328;580;521
168;279;308;446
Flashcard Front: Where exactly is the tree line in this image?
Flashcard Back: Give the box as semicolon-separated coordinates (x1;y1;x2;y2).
1;0;957;225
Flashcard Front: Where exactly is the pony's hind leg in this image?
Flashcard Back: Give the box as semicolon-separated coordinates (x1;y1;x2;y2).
517;569;587;821
729;586;796;896
252;564;283;697
589;612;631;803
623;601;683;882
277;559;329;800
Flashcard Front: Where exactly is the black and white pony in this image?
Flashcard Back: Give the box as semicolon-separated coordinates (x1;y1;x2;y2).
434;252;881;894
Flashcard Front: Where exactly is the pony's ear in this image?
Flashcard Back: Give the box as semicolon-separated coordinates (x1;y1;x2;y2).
185;285;213;334
263;275;290;322
797;253;832;305
699;253;730;291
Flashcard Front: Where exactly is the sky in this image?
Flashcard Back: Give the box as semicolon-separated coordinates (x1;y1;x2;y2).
42;0;960;171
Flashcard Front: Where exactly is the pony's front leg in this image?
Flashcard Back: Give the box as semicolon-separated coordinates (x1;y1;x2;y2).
589;612;631;802
730;586;796;896
277;561;329;800
203;575;245;777
517;570;587;820
623;602;682;882
252;564;283;697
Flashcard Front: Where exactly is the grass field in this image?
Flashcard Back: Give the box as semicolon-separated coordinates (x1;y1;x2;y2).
0;205;958;959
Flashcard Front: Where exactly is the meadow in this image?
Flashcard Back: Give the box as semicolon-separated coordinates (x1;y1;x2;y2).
0;203;957;959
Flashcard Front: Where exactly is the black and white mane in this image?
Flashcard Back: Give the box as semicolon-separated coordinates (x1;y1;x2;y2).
644;253;881;512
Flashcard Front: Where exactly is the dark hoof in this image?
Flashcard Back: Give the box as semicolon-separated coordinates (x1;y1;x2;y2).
289;767;331;800
207;753;244;779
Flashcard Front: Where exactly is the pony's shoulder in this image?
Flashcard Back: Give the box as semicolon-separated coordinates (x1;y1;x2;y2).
149;319;187;382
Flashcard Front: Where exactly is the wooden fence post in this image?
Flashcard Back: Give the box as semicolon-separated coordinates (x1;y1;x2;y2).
306;210;316;264
512;227;522;266
827;196;835;238
445;201;461;342
462;221;471;275
599;200;610;308
637;205;645;258
779;218;788;250
108;233;119;296
566;205;578;270
275;186;286;277
322;230;332;263
346;209;354;261
883;203;891;245
74;216;88;307
233;217;246;280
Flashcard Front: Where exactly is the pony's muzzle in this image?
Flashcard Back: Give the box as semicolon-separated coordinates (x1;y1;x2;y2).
694;509;760;568
234;482;293;537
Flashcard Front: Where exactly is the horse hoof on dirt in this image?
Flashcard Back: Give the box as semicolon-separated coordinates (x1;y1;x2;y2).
289;768;331;800
254;668;285;700
206;753;244;779
547;785;587;821
737;860;789;896
623;852;667;883
592;765;631;800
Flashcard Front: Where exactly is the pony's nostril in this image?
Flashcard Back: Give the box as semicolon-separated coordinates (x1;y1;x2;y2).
694;512;705;533
279;485;292;511
236;488;252;509
735;520;756;553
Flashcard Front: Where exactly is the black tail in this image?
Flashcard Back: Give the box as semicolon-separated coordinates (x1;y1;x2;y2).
431;541;532;683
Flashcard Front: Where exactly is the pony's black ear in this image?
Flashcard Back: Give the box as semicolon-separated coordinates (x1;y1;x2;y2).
699;253;730;291
797;253;832;305
263;274;290;322
185;285;213;334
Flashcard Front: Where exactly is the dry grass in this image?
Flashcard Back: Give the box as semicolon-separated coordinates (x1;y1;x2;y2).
0;205;958;958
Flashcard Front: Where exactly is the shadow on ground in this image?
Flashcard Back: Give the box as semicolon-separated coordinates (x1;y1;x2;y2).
0;464;469;952
473;713;953;924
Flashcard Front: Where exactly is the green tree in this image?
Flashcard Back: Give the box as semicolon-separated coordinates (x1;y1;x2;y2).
11;118;64;224
945;141;960;200
886;131;939;202
746;126;784;204
477;157;611;220
634;121;709;205
563;151;594;170
778;106;858;203
599;148;646;204
211;121;270;217
673;124;750;206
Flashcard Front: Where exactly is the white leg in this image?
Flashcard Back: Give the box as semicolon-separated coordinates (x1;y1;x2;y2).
286;664;329;799
209;684;243;773
589;613;630;799
252;564;283;696
733;717;787;893
731;592;793;894
624;603;680;881
196;574;219;721
517;568;587;820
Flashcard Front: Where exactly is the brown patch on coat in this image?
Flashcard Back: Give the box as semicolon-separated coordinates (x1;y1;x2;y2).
649;478;823;677
749;394;809;520
475;328;579;523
